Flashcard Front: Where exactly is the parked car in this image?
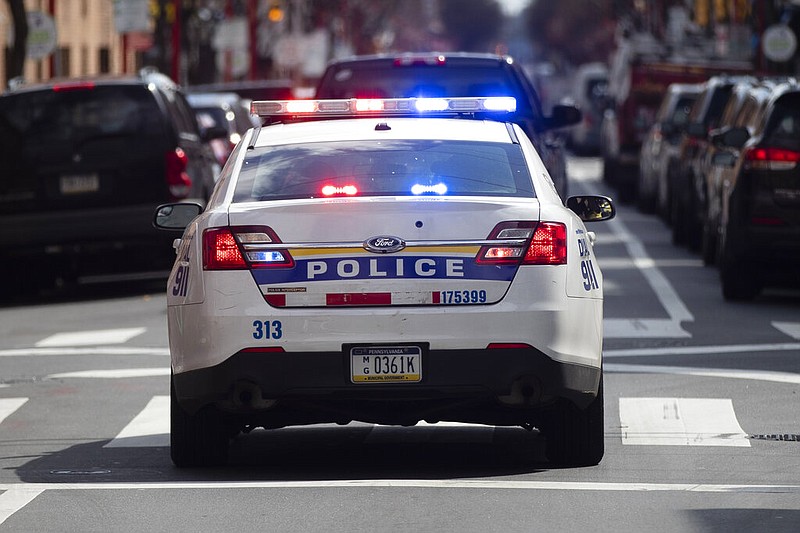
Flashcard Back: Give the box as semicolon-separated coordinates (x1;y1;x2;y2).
707;80;800;300
314;52;581;200
187;91;257;167
637;83;702;214
155;96;615;468
567;62;609;156
0;68;223;297
668;75;756;247
696;79;763;264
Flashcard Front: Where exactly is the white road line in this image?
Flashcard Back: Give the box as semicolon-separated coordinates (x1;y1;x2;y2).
35;328;147;348
619;398;750;447
0;347;169;357
606;364;800;384
0;486;45;526
1;480;799;493
606;217;694;322
606;343;800;358
773;321;800;340
0;398;28;425
103;396;169;448
46;368;170;380
604;318;691;339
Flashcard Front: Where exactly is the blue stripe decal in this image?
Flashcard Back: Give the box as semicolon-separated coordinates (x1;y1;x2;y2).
251;256;517;284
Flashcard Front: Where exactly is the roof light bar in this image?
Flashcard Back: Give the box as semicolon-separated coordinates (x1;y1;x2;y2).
251;97;517;118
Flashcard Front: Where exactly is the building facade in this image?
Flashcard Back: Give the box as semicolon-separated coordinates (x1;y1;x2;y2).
1;0;131;91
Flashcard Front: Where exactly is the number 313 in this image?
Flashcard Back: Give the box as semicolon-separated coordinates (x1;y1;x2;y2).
253;320;282;340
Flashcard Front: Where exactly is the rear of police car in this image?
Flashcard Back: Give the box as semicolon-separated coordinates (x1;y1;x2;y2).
160;97;610;467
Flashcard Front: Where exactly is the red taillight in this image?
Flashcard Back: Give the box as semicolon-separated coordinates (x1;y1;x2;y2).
52;81;95;92
523;222;567;265
203;228;246;270
203;226;294;270
166;148;192;200
745;146;800;170
476;222;537;265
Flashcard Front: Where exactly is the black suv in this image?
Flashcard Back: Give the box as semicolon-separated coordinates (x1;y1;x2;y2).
0;68;222;297
314;52;580;199
708;80;800;300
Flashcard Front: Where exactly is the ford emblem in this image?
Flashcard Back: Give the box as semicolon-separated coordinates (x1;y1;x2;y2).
364;235;406;253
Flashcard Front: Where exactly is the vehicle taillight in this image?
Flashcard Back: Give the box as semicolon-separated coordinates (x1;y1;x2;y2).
203;226;294;270
52;81;95;92
522;222;567;265
204;228;246;270
476;222;536;265
166;148;192;200
745;146;800;170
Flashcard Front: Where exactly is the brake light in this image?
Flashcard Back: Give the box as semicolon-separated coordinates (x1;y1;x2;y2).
745;147;800;170
166;148;192;200
52;81;96;92
204;228;246;270
203;226;294;271
476;222;536;265
523;222;567;265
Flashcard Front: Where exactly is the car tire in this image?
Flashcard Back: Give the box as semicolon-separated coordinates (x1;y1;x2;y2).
544;375;604;467
701;218;717;266
171;374;230;467
718;236;759;301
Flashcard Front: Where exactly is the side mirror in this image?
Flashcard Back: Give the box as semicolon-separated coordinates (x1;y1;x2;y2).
153;202;203;231
566;195;616;222
548;104;582;129
720;126;750;149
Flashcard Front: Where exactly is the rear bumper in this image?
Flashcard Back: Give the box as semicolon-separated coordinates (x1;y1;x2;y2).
172;346;602;426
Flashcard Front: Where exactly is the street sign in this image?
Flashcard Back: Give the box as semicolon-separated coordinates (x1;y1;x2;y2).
763;24;797;63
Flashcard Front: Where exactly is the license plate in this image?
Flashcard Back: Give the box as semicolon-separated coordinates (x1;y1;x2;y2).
350;346;422;383
60;174;99;194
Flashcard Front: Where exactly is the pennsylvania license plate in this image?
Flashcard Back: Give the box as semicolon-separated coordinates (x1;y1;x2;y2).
60;174;99;194
350;345;422;383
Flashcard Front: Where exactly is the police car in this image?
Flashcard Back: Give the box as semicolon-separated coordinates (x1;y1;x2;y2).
154;96;615;468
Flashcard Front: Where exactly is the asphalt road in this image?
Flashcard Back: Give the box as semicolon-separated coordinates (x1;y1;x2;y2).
1;156;799;532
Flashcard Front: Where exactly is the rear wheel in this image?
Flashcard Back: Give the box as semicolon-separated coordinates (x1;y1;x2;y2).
171;374;230;467
544;375;604;467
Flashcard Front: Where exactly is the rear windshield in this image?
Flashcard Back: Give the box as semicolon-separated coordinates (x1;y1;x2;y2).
316;64;533;114
764;94;800;150
233;140;534;202
0;85;164;147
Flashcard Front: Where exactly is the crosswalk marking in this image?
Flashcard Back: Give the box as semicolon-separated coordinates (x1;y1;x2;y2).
104;396;169;448
772;321;800;340
619;398;750;447
35;327;147;347
0;398;28;426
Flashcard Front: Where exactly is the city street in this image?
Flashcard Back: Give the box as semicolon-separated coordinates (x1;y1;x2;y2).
1;156;799;532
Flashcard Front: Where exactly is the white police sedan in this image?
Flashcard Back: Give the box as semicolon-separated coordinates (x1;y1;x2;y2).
154;97;615;467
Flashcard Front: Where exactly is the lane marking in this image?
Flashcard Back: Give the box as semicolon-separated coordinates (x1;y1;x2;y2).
773;321;800;340
35;328;147;348
606;364;800;385
0;398;28;425
0;486;45;526
619;398;749;447
1;480;799;493
602;217;693;339
46;368;170;380
0;347;169;357
606;343;800;358
103;396;169;448
604;318;691;339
